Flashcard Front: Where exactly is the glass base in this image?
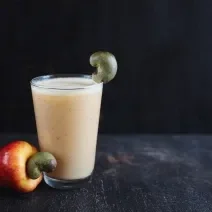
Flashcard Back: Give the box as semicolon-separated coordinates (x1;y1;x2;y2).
44;174;92;189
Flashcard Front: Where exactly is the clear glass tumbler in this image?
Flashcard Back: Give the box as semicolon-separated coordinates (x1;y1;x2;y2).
30;74;103;189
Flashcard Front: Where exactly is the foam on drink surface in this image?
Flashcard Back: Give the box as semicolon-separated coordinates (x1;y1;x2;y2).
31;77;102;95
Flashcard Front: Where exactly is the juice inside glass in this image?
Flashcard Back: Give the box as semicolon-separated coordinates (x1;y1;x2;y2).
30;74;103;189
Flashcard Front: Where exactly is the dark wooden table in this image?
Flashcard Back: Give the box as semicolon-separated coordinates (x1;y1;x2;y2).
0;134;212;212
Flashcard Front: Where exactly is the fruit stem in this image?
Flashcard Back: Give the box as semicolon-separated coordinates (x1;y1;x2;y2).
26;152;57;179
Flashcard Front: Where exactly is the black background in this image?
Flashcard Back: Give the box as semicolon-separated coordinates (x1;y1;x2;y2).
1;0;212;134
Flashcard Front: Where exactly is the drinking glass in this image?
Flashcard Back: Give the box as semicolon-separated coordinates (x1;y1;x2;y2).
30;74;103;189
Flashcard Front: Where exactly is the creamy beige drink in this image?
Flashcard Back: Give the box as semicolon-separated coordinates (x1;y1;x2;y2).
31;76;103;181
31;51;117;189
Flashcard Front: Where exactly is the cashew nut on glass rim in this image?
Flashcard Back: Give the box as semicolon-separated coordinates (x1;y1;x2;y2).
90;51;118;83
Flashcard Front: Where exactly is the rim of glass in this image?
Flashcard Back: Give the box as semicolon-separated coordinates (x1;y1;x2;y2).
30;74;102;90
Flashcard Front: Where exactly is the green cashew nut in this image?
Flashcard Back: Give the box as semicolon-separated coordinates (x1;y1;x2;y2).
90;51;118;83
27;152;57;179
